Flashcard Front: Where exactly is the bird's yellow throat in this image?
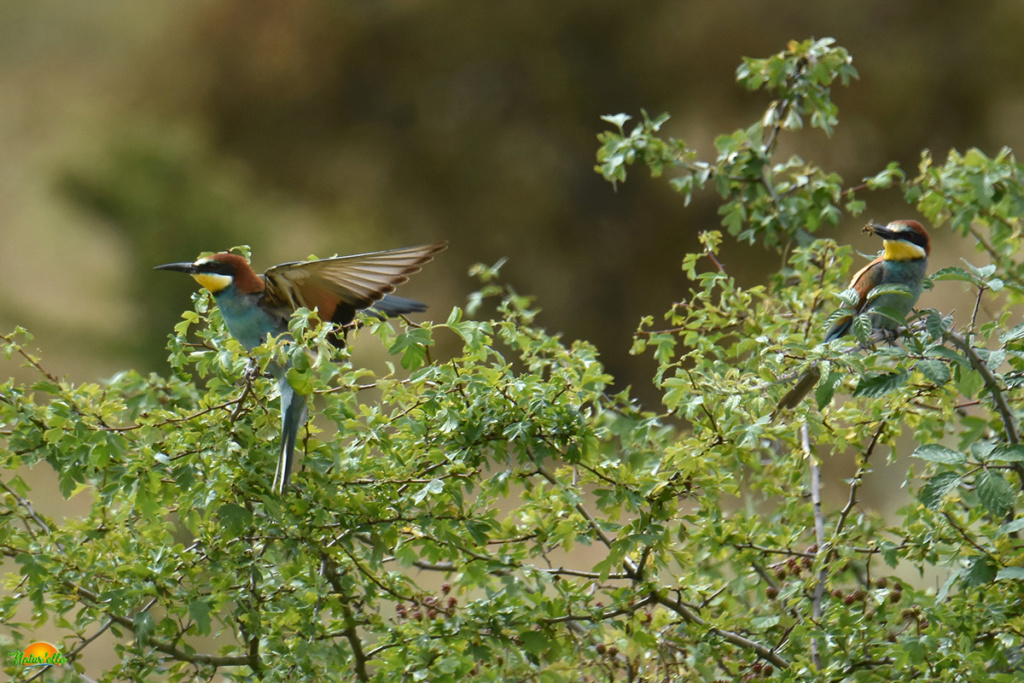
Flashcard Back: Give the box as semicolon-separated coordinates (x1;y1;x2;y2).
883;239;927;261
191;273;233;293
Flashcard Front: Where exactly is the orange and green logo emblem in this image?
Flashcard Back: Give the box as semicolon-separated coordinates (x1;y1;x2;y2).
7;641;66;668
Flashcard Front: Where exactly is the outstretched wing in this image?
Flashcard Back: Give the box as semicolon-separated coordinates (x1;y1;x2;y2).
262;242;447;325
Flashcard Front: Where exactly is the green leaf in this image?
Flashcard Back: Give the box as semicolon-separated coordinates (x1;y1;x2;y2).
866;283;914;301
412;478;444;504
925;344;969;368
915;359;950;385
520;630;549;655
931;266;977;284
1000;321;1024;344
961;555;997;588
836;288;861;308
997;517;1024;537
918;471;961;509
388;327;434;370
15;553;50;582
956;369;985;399
867;306;911;328
845;198;866;215
963;260;997;281
985;444;1024;462
30;380;61;394
936;568;961;603
290;344;312;371
750;615;781;630
851;313;873;344
135;479;161;518
188;599;213;635
217;503;254;538
852;371;908;398
719;201;745;235
286;367;315;396
996;567;1024;581
133;611;155;644
970;441;996;462
924;310;952;339
977;470;1015;517
865;163;904;188
600;113;632;132
912;444;966;465
902;636;930;664
814;370;841;409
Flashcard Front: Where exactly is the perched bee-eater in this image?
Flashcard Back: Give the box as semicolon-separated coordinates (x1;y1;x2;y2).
156;242;447;494
775;219;930;413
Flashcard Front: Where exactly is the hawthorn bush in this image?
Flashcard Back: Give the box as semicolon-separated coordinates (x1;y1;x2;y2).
3;37;1024;681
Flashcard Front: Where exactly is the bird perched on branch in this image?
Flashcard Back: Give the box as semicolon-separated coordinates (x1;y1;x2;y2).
774;220;930;414
157;242;447;494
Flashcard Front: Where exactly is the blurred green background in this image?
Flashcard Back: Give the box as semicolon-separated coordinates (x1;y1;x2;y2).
2;0;1023;388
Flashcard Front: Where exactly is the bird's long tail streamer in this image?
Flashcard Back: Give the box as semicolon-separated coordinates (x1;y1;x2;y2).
274;377;309;495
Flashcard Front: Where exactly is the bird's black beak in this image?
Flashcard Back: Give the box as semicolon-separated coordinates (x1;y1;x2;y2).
863;222;895;239
154;262;198;274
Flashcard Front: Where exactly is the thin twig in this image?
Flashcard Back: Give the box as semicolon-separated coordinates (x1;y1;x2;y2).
944;329;1019;446
538;595;656;625
704;247;727;274
0;479;53;541
833;422;886;539
653;591;789;670
968;286;986;341
942;511;994;557
732;542;816;559
69;583;250;667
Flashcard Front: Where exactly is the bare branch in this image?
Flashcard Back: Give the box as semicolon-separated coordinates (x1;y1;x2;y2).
805;423;826;671
944;329;1020;447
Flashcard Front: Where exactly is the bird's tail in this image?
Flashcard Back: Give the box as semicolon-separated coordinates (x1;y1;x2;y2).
274;377;309;495
328;294;430;346
772;363;822;419
367;293;428;319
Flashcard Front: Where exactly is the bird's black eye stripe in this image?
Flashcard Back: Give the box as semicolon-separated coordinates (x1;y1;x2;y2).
903;231;929;248
194;260;236;275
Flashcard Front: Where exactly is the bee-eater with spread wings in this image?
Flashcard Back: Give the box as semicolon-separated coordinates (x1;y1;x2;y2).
157;242;447;494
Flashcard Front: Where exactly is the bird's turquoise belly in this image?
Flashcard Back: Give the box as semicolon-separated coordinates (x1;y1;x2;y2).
215;292;287;351
867;286;922;329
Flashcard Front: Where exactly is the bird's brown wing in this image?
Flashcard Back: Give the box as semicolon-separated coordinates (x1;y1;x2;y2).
848;256;886;311
823;256;885;342
262;243;447;325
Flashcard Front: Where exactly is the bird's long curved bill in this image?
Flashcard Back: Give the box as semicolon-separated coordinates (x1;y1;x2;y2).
863;222;896;239
154;262;198;274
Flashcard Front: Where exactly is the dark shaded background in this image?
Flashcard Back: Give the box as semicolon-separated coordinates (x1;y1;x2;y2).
2;0;1023;392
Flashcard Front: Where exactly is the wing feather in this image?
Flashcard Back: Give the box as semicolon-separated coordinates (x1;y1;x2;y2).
261;242;447;324
848;256;885;313
822;256;885;342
